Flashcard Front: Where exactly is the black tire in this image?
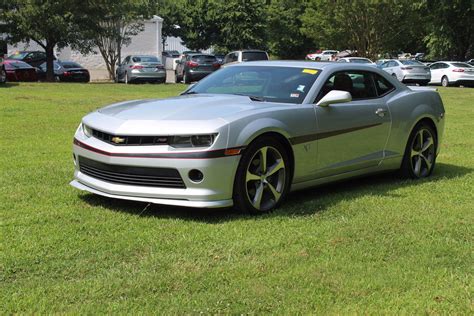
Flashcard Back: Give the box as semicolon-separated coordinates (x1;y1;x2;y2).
419;81;429;86
441;76;449;87
233;136;291;214
174;72;180;83
183;71;191;84
400;122;437;179
114;72;119;83
0;67;6;84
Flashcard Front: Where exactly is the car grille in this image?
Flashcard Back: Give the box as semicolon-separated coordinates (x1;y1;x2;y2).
92;128;169;146
78;156;185;188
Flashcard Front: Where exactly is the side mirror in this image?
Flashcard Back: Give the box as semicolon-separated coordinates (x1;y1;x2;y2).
316;90;352;107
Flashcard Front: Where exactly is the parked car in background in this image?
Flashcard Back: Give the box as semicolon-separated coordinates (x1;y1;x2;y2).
337;57;376;66
222;50;269;66
466;59;474;66
7;51;53;68
116;55;166;84
0;61;6;83
2;60;37;82
162;50;180;59
214;54;225;64
37;61;90;82
375;59;390;66
429;61;474;87
306;50;339;61
379;59;431;85
175;53;220;84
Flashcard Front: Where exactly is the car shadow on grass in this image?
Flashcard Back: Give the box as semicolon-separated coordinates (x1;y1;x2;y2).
0;82;20;88
79;162;472;223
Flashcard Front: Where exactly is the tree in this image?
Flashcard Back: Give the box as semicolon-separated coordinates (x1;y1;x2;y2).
153;0;184;50
266;0;314;59
300;0;424;60
76;0;153;80
422;0;473;59
0;0;83;81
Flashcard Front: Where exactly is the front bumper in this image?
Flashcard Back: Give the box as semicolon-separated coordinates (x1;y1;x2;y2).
71;137;241;208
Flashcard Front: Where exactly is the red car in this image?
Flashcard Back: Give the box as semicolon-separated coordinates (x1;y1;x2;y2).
3;60;38;82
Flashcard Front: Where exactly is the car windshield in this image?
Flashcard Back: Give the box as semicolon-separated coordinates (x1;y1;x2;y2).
451;62;472;68
187;66;320;104
242;52;268;61
62;62;82;69
8;52;29;60
400;60;424;66
6;61;32;69
191;55;217;63
349;58;372;64
132;56;159;63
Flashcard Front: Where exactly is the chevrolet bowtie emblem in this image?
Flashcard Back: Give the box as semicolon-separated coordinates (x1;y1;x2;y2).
111;137;125;144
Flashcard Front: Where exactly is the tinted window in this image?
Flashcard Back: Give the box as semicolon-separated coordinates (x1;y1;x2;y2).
373;73;395;96
8;52;29;60
451;62;471;68
349;58;373;64
319;71;377;101
191;55;217;63
400;60;424;66
62;62;82;69
5;61;32;69
242;51;268;61
39;62;61;70
188;66;320;104
132;56;159;63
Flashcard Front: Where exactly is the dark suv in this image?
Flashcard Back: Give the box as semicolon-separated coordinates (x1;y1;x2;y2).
7;51;54;68
175;53;220;84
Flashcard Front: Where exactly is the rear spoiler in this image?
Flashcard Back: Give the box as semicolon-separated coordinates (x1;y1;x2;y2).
407;86;438;92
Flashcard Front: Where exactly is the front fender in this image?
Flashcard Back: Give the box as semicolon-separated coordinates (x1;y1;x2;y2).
231;117;291;147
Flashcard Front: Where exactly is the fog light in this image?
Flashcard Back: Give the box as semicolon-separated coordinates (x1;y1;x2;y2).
188;169;204;183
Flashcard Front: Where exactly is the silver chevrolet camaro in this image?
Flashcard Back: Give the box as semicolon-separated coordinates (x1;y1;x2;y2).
71;61;445;213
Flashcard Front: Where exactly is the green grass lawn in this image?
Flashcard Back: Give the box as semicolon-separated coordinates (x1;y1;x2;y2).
1;82;472;314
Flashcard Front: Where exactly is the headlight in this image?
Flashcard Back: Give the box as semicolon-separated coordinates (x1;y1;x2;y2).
169;134;216;148
82;123;92;138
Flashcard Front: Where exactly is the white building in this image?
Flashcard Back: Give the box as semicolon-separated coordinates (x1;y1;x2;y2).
7;16;164;81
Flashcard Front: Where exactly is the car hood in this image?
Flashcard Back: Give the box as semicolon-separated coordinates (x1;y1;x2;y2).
83;94;288;135
98;94;279;121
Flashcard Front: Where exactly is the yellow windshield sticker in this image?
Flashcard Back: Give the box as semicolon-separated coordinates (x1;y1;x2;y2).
302;69;318;75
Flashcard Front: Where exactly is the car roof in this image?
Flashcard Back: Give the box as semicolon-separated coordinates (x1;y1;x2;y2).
231;60;389;72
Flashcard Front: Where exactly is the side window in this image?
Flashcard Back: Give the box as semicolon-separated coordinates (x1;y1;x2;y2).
231;53;238;62
317;71;378;102
441;63;449;69
373;73;395;96
223;53;231;64
430;63;439;70
122;56;130;64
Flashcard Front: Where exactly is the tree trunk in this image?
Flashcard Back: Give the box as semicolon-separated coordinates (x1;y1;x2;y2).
45;43;56;82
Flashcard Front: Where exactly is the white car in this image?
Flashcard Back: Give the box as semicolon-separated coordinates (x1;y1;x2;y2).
306;50;339;61
222;50;269;67
337;57;376;66
429;61;474;87
379;59;431;86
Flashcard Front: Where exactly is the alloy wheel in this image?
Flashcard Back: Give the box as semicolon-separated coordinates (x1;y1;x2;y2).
245;146;286;211
410;128;435;178
441;76;449;87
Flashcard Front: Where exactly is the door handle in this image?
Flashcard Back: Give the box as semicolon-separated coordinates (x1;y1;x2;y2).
375;108;387;117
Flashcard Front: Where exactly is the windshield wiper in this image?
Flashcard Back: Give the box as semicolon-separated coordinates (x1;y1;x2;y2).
233;93;265;102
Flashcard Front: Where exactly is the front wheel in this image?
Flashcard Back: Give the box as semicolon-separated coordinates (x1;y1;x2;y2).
183;72;191;84
233;137;291;214
400;123;437;179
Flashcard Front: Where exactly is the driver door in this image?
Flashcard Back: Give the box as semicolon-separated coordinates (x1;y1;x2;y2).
314;70;392;177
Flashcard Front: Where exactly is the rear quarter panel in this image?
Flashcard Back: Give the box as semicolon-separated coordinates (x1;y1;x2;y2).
385;88;445;163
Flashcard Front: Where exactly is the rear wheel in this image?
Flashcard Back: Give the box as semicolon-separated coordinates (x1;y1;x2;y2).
233;137;291;214
174;72;180;83
419;81;429;86
441;76;449;87
400;122;437;179
0;67;6;83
